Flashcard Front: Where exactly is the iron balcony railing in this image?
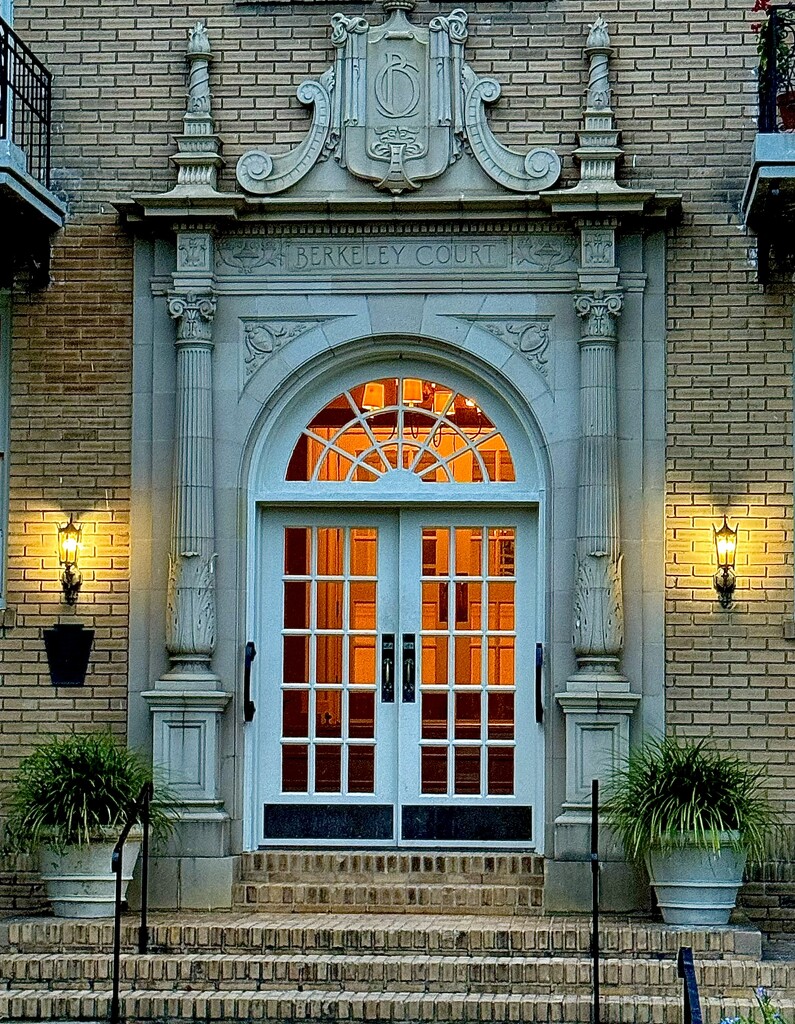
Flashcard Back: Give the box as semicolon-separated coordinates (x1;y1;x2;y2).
0;16;52;188
758;4;795;132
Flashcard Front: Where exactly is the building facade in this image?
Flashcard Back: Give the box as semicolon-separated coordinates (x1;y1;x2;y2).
1;0;793;914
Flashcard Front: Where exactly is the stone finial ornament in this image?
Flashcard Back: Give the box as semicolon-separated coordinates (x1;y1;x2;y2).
571;16;623;191
171;21;225;192
585;15;612;112
236;1;561;196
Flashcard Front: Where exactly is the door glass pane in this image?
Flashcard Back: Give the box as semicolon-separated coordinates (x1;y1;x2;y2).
317;528;344;576
315;745;342;792
422;529;449;576
455;581;481;629
487;692;514;740
349;691;375;738
284;581;310;629
421;747;447;794
283;635;309;684
317;635;343;684
455;691;481;740
422;692;448;739
351;528;377;575
283;690;309;737
282;745;308;792
422;635;448;684
455;528;482;576
488;581;514;630
348;746;375;793
487;637;514;685
422;581;448;629
350;582;376;629
488;528;515;577
317;581;344;629
454;636;481;685
454;747;480;794
349;635;376;684
316;690;342;738
487;747;514;795
284;527;311;575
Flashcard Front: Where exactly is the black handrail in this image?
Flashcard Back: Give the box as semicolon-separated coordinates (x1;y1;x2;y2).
0;16;52;187
110;781;153;1024
677;947;703;1024
590;779;600;1024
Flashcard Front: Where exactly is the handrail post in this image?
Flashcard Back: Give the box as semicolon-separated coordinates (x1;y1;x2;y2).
110;845;123;1024
138;781;151;954
591;778;600;1024
677;946;703;1024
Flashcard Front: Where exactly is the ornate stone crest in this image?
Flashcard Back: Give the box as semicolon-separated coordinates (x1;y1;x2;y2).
236;0;561;196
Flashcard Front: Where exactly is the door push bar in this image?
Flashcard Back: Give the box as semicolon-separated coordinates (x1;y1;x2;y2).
402;633;416;703
535;642;543;724
244;641;257;722
381;633;395;703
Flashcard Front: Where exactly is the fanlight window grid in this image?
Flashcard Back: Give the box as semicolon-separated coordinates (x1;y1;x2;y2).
287;379;516;485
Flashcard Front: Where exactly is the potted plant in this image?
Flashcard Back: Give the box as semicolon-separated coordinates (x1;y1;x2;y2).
603;737;776;925
2;731;173;918
753;0;795;129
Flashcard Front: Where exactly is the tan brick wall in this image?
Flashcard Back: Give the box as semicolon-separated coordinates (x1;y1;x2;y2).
2;0;793;824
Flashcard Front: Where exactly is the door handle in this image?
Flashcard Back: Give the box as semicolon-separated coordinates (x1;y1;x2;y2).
402;633;416;703
535;642;543;724
381;633;395;703
244;641;257;722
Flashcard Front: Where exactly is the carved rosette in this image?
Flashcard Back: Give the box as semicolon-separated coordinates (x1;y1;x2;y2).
166;291;218;669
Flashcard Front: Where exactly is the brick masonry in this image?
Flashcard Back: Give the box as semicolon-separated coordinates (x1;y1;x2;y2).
1;0;793;898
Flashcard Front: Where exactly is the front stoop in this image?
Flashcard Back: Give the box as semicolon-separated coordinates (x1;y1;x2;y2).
0;911;778;1024
232;852;545;915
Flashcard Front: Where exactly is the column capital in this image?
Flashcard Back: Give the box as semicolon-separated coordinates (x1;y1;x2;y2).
168;291;217;343
574;289;623;341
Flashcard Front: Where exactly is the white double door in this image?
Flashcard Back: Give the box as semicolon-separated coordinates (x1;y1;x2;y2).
251;505;541;847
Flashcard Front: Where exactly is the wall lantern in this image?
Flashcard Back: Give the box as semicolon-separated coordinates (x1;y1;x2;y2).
57;514;83;605
713;515;738;609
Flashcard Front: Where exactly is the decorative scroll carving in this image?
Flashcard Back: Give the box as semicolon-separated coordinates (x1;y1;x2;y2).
513;235;578;272
241;315;348;382
236;0;561;196
168;292;217;342
573;552;624;657
452;314;552;376
216;237;285;274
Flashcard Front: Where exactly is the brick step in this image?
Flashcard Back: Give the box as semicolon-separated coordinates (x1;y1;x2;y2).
2;912;763;960
1;987;792;1023
232;881;543;915
1;951;793;995
238;851;545;886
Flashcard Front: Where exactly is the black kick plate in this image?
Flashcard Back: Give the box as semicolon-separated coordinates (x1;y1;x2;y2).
264;803;393;840
401;805;533;842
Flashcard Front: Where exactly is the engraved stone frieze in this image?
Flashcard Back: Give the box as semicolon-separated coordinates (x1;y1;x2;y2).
236;0;561;196
215;234;578;279
450;314;553;377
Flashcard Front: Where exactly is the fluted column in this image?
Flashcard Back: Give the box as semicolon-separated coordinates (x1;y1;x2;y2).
571;289;624;673
165;291;217;671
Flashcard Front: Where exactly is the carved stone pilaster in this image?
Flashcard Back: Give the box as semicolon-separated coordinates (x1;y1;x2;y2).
172;21;225;192
165;290;218;671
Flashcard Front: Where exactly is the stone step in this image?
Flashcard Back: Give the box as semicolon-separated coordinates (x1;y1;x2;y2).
1;950;793;995
1;987;792;1023
2;912;763;960
238;851;545;886
231;880;544;915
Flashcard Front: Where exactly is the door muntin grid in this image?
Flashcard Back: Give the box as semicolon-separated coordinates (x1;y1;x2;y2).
419;526;517;798
280;524;379;796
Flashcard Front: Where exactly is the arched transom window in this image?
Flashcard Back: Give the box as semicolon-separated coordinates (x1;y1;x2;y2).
286;378;515;483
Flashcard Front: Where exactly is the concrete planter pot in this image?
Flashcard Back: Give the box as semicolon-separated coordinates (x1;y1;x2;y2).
645;832;747;926
39;826;143;918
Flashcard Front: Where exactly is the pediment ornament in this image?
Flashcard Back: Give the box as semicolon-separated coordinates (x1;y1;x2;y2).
236;0;561;196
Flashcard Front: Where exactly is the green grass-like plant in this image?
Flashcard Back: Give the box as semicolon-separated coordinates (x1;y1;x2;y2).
602;737;776;864
3;731;175;854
